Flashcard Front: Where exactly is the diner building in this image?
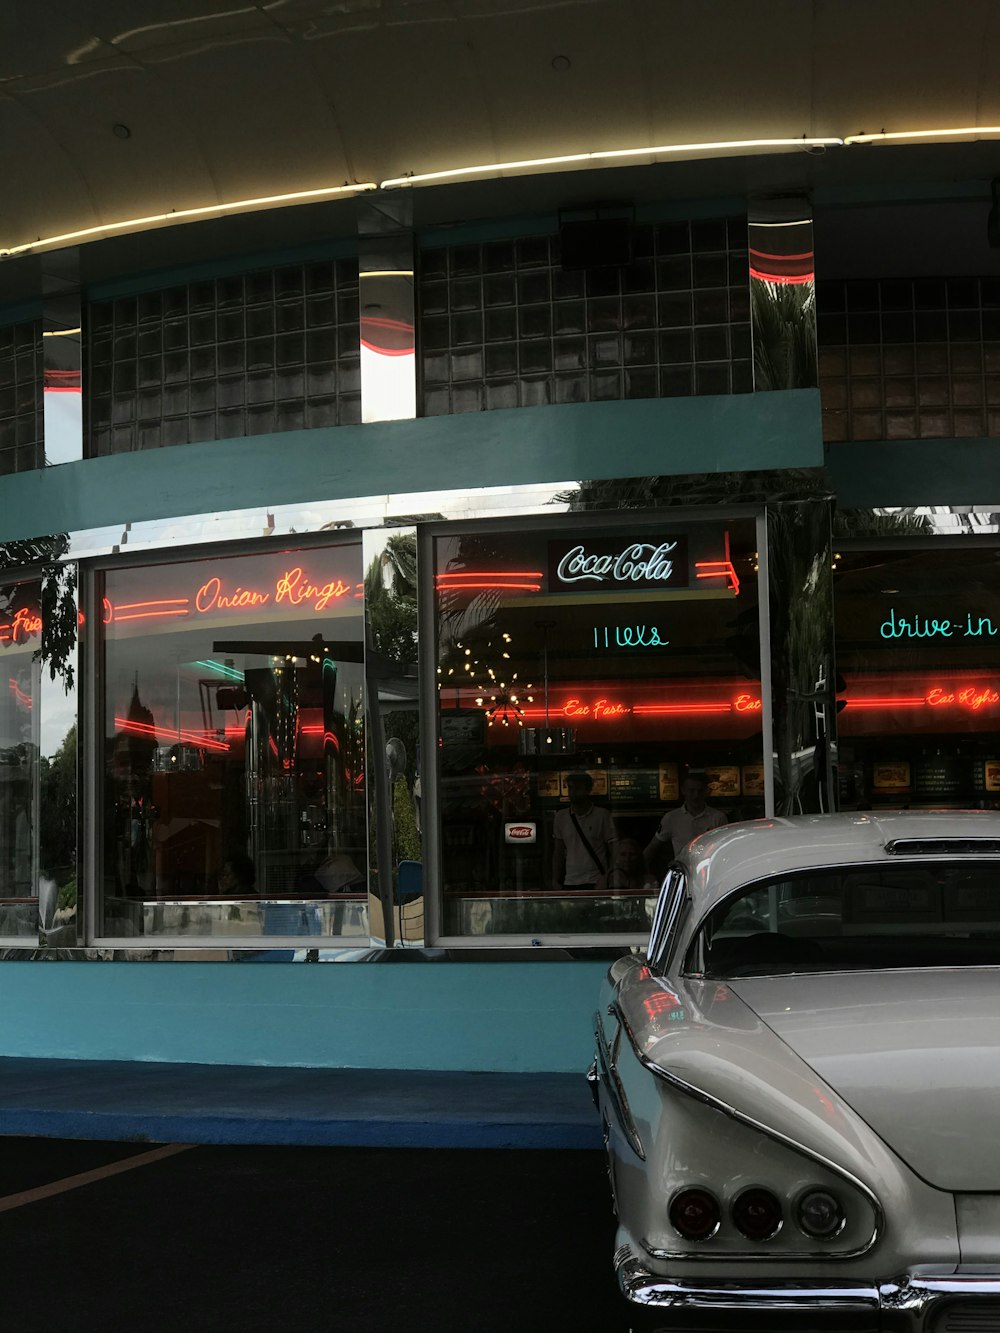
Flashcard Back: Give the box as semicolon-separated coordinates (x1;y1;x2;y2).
0;1;998;1075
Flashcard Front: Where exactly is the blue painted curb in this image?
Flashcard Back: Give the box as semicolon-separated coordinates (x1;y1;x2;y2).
0;1110;602;1150
0;1058;602;1150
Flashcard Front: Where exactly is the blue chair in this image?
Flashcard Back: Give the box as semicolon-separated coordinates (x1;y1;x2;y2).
396;861;423;905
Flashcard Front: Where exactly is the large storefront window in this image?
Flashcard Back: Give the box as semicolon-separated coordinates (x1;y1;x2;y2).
835;543;1000;809
0;576;39;937
433;517;762;937
99;542;366;939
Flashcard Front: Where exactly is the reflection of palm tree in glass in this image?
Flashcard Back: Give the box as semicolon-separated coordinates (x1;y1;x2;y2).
365;532;418;665
0;533;77;690
750;280;817;391
435;533;510;642
560;468;836;518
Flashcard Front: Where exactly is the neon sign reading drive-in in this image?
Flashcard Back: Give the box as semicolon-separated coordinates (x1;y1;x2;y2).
880;608;999;640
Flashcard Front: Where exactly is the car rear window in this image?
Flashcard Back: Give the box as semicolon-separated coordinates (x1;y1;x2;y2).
695;861;1000;975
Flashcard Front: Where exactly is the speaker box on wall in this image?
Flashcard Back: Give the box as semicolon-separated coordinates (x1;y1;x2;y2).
559;217;633;270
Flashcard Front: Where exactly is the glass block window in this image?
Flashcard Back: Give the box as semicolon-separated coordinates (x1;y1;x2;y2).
818;276;1000;442
418;219;751;416
87;258;361;456
0;321;43;476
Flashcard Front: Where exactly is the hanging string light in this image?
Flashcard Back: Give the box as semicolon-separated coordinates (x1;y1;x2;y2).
436;633;534;726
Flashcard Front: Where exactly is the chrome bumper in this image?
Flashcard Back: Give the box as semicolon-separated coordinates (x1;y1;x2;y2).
617;1247;1000;1331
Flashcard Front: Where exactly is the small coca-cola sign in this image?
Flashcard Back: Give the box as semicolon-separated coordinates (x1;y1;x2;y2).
504;822;537;844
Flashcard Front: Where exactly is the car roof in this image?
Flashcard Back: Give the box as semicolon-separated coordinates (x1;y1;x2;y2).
676;810;1000;912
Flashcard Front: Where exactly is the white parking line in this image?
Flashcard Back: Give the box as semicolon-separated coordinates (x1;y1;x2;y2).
0;1143;193;1213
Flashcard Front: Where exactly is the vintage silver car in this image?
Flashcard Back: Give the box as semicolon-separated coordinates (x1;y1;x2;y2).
590;811;1000;1331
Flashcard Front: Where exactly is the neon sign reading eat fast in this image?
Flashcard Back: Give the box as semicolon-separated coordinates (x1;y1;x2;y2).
511;690;765;721
563;697;631;720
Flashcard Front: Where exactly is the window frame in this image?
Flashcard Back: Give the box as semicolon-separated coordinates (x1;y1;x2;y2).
86;530;371;949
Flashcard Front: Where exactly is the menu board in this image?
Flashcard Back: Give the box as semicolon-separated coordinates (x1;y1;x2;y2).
548;769;609;798
608;770;661;804
742;764;765;797
707;766;740;798
658;763;679;801
915;756;965;796
872;761;911;793
973;759;1000;794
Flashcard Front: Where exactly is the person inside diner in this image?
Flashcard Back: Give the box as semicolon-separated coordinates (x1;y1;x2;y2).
607;837;658;892
552;771;617;891
218;852;256;895
644;770;726;878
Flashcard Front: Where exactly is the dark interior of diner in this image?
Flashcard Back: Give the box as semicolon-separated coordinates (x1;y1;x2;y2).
99;545;369;937
833;544;1000;812
434;518;764;932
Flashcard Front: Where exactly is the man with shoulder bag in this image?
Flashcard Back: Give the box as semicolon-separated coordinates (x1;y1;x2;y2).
552;771;617;892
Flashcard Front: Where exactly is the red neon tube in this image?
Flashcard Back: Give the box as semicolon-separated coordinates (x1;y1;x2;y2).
437;571;544;579
436;581;542;592
114;717;230;753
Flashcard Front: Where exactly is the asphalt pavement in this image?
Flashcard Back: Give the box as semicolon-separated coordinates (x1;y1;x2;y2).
0;1137;632;1332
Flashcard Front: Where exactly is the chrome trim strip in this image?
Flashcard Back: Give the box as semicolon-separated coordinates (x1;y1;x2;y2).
0;943;635;963
641;1237;871;1264
593;1010;645;1160
881;1271;1000;1325
756;507;775;816
611;999;884;1260
617;1247;882;1323
885;837;1000;857
618;1245;1000;1327
646;868;685;972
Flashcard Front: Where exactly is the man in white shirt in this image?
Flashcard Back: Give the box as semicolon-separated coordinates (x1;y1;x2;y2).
645;772;726;877
552;772;617;890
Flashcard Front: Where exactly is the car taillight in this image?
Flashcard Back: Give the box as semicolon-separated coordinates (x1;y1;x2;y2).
796;1188;845;1239
669;1188;721;1241
732;1187;782;1241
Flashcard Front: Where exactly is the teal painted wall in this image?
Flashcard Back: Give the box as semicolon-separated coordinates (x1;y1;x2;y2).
827;438;1000;508
0;961;608;1072
0;391;821;543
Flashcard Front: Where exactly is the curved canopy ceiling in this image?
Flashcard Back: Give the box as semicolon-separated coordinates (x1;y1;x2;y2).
1;0;999;264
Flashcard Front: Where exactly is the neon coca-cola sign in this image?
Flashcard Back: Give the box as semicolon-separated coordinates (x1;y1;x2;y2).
554;541;683;587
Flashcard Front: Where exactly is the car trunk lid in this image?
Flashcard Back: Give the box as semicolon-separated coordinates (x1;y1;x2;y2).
730;968;1000;1192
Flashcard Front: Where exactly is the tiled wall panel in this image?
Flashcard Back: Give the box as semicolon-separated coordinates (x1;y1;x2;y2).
0;322;43;476
819;277;1000;442
418;219;752;414
87;260;361;456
